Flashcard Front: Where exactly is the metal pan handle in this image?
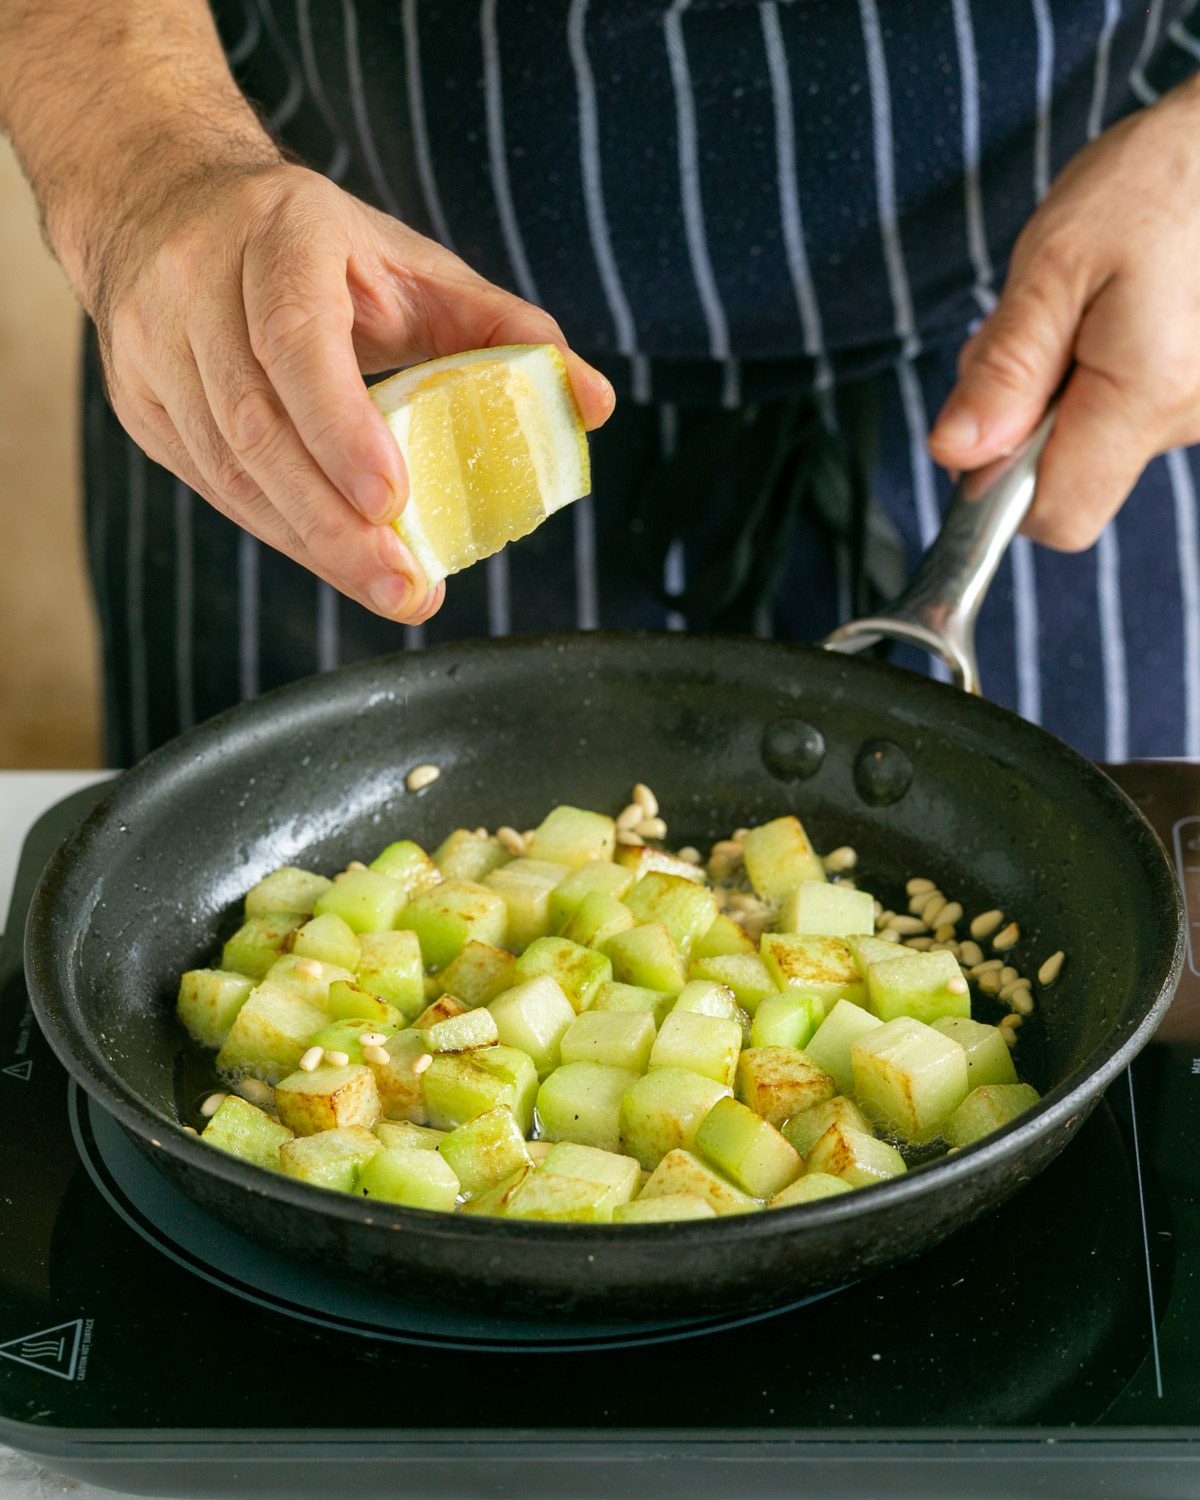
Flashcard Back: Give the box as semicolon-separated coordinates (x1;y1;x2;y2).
823;407;1057;694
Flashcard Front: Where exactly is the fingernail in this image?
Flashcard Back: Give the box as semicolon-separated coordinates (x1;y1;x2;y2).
353;473;397;523
369;573;412;616
931;406;980;451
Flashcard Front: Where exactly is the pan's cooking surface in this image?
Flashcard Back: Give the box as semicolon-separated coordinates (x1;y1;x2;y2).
22;636;1184;1322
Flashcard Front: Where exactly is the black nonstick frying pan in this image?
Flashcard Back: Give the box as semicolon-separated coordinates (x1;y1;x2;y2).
25;417;1184;1326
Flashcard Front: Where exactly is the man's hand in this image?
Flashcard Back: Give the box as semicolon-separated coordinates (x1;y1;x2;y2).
929;75;1200;550
93;163;614;621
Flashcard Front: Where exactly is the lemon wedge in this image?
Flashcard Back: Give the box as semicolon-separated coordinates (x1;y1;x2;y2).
369;344;591;588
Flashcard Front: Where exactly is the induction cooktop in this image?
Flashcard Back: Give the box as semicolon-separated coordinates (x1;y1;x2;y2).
2;769;1199;1499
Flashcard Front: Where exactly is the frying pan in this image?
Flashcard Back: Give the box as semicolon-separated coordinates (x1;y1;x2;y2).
25;417;1184;1326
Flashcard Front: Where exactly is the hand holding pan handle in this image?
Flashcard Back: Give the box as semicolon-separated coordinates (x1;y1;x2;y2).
823;405;1058;695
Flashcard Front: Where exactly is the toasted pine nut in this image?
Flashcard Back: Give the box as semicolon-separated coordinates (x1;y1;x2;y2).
1000;966;1020;988
823;845;858;874
936;901;963;928
905;936;935;951
633;783;659;818
1011;988;1034;1015
406;763;441;792
474;826;489;838
412;1053;434;1075
678;846;702;864
970;909;1004;941
347;860;368;872
199;1092;228;1118
183;1125;199;1135
497;826;526;855
978;970;1003;995
837;878;857;891
992;921;1020;952
299;1046;324;1073
711;839;742;861
876;910;897;929
958;940;984;968
617;830;644;847
325;1050;350;1068
293;957;323;980
879;927;903;942
998;979;1025;1002
935;923;957;944
617;803;643;831
969;958;1004;976
235;1077;273;1107
1038;950;1065;987
363;1045;391;1066
922;898;948;928
527;1140;553;1163
359;1031;388;1048
886;914;928;935
732;828;751;844
636;816;668;840
906;877;936;896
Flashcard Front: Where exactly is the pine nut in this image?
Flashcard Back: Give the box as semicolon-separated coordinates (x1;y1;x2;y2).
946;975;968;996
978;970;1003;995
998;979;1024;1002
293;957;323;980
363;1045;390;1066
732;828;751;844
969;958;1004;976
1000;966;1019;988
325;1050;350;1068
412;1053;434;1075
837;878;857;891
879;927;903;942
636;816;668;840
935;923;957;944
299;1046;324;1073
199;1092;228;1118
183;1125;199;1135
905;936;935;951
235;1078;273;1107
727;892;764;912
711;839;742;861
617;830;644;847
970;909;1004;940
678;846;702;864
873;899;883;918
935;901;963;928
958;941;984;968
617;803;643;831
922;898;948;928
914;890;942;920
497;826;526;855
992;921;1020;951
633;783;659;819
1038;950;1065;987
347;860;368;872
823;845;858;874
885;914;928;935
527;1140;553;1163
906;877;937;896
1011;988;1034;1015
876;910;897;929
474;826;489;838
359;1031;388;1048
406;763;441;792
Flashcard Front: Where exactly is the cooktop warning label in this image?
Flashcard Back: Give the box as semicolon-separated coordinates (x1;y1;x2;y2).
0;1318;91;1381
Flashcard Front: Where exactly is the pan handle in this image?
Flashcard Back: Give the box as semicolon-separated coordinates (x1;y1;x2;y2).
822;406;1057;694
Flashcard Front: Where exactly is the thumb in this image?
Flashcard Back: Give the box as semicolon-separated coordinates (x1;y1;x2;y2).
929;253;1082;470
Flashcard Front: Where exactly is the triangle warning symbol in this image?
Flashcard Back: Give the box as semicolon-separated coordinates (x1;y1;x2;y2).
1;1061;32;1081
0;1319;83;1381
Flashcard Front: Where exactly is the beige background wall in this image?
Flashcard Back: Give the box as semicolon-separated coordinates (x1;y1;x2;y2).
0;137;101;768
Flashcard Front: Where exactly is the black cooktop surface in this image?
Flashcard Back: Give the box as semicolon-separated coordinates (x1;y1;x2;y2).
2;772;1200;1499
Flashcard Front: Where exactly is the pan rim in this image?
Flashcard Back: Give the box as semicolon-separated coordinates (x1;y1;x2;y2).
24;631;1186;1250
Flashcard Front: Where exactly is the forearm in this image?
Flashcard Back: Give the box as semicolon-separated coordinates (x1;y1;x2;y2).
0;0;279;308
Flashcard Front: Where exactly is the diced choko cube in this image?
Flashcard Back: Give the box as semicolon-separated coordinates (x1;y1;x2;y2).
325;979;402;1027
368;839;442;895
435;941;517;1009
803;998;885;1095
483;858;571;951
618;1067;729;1170
561;892;636;949
622;873;718;957
542;1141;640;1216
932;1016;1019;1089
375;1120;446;1150
590;981;676;1025
806;1123;907;1187
438;1105;532;1195
536;1061;639;1153
433;828;510;883
695;1096;802;1198
781;1095;874;1157
649;1011;741;1087
422;1045;537;1134
356;929;427;1019
735;1046;835;1127
691;913;756;959
688;954;777;1014
866;950;970;1025
420;1006;499;1053
846;933;907;976
550;860;635;931
944;1083;1040;1148
310;1017;400;1065
356;1146;461;1210
614;845;706;883
851;1016;969;1142
488;976;576;1077
400;879;509;969
778;880;876;938
279;1124;381;1192
265;954;354;1008
200;1095;293;1171
527;805;617;867
313;869;409;934
413;995;467;1029
275;1062;381;1136
216;984;329;1083
501;1170;614;1222
221;913;304;981
244;867;333;919
639;1149;760;1216
459;1165;533;1217
605;923;688;992
769;1172;853;1208
671;980;743;1026
372;1029;434;1121
741;816;825;901
613;1194;717;1222
514;935;613;1012
560;1011;657;1073
292;912;362;971
750;993;822;1052
177;969;254;1049
760;933;864;1012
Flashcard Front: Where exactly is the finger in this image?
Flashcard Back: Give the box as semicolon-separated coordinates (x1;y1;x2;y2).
1019;362;1153;551
242;233;410;525
929;248;1085;471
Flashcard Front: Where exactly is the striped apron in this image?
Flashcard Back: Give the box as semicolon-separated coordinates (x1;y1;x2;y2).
84;0;1200;766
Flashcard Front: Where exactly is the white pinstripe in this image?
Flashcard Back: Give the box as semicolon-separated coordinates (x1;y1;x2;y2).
664;0;740;410
857;0;918;360
1167;449;1200;759
173;479;195;731
259;0;304;130
342;0;403;216
567;0;650;405
403;0;457;249
1087;0;1122;141
760;2;834;391
296;0;351;182
481;0;541;306
660;404;686;632
1031;0;1055;201
127;446;149;759
227;0;262;68
1167;16;1200;61
950;0;997;315
1130;0;1166;105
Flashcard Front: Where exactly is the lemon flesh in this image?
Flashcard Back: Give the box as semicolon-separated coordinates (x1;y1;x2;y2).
369;345;591;588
